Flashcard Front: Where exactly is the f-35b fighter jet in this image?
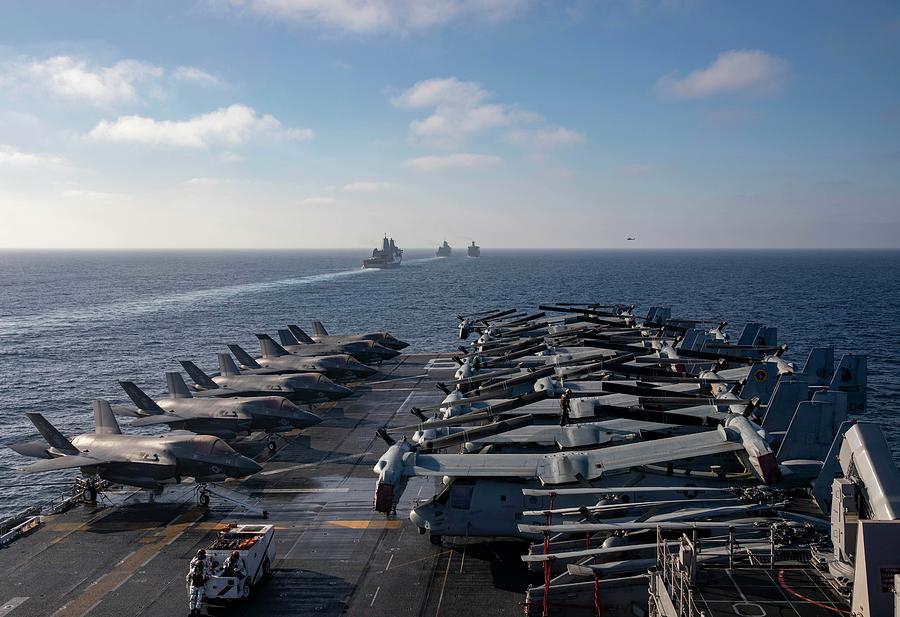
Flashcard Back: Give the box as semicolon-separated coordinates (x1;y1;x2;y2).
9;400;262;493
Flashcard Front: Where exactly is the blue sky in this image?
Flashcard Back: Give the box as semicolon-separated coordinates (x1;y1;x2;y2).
0;1;898;248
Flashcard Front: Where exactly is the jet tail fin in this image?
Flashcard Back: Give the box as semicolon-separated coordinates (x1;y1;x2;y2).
25;412;78;454
829;354;866;414
739;362;779;404
119;381;165;414
761;375;807;434
802;347;834;386
228;344;261;369
92;400;122;435
256;334;290;358
288;325;315;344
278;328;300;346
777;391;848;463
179;360;219;389
311;320;329;336
166;371;194;398
218;352;242;376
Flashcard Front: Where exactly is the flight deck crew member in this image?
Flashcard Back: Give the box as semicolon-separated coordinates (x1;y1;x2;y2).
221;550;248;595
190;549;211;575
187;550;210;616
559;388;572;426
222;550;247;579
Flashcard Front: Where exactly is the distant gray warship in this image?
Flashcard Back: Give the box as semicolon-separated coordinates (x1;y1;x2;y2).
436;241;452;257
467;241;480;257
363;236;403;268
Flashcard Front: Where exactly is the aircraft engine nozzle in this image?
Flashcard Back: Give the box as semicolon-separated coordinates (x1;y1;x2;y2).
533;377;558;395
373;440;413;513
725;415;780;484
374;482;395;514
458;320;473;339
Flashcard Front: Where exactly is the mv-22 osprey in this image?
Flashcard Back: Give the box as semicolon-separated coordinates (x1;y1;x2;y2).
371;354;865;544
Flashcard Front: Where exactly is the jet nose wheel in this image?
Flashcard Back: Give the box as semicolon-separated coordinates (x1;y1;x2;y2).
81;486;97;502
266;439;277;452
429;534;443;547
198;493;210;507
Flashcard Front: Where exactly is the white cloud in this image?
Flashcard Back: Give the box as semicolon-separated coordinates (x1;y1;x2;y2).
404;153;503;171
0;144;67;170
182;177;222;186
5;55;163;106
173;66;224;86
656;50;789;99
506;126;586;149
221;151;244;162
392;77;539;146
342;181;393;192
88;104;313;148
300;196;337;205
221;0;529;33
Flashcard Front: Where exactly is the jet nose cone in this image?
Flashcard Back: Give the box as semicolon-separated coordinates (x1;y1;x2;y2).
346;358;377;377
233;455;262;477
291;410;323;429
357;364;378;378
331;384;354;399
318;376;354;399
385;338;409;350
378;346;402;360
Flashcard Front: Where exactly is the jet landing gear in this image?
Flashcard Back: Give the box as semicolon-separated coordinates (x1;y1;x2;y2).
75;477;104;504
429;534;443;547
264;432;287;453
194;483;270;519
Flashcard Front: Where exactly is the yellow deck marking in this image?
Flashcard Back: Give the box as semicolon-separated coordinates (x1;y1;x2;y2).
51;508;205;617
327;519;403;529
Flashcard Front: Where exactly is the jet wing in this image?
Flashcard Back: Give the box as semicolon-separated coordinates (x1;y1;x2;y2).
18;454;106;473
403;428;744;484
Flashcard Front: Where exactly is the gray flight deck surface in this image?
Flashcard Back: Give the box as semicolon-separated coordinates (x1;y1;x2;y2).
0;354;532;617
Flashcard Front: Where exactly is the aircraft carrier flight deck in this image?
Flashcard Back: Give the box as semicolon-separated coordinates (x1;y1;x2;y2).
0;354;530;617
3;302;899;617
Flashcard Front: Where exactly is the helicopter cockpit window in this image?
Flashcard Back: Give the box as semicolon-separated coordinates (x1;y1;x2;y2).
450;485;474;510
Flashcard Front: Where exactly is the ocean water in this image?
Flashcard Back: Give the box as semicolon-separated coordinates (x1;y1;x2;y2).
0;249;898;518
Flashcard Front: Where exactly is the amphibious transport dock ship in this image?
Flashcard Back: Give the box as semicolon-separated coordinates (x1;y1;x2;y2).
363;236;403;269
2;304;899;617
